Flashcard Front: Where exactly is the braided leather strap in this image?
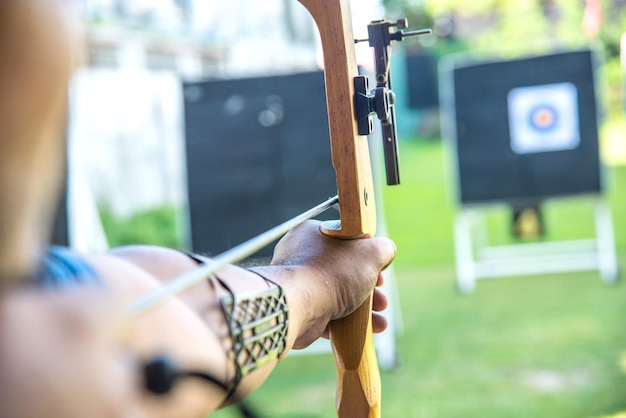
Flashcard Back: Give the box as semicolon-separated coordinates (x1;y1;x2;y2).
221;286;289;377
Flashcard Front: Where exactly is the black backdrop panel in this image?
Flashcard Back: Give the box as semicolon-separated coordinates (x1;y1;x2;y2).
184;71;336;256
406;51;439;109
50;187;69;246
448;50;601;204
51;151;69;246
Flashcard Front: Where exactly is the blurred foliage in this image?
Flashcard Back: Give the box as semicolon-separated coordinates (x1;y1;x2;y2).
381;0;621;51
382;0;626;113
99;205;184;249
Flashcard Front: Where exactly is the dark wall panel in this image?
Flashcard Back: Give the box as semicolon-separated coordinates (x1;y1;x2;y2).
183;71;337;256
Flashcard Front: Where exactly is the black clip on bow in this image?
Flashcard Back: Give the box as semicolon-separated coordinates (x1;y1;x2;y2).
354;19;431;185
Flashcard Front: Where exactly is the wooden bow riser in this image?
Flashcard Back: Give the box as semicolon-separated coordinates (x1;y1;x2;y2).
297;1;380;417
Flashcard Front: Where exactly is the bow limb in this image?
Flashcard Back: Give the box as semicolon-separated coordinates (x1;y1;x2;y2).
298;0;380;416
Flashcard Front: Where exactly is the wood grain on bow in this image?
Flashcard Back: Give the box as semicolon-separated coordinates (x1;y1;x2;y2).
297;0;380;417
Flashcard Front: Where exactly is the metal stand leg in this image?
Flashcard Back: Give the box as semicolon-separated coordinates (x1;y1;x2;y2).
375;266;402;370
453;197;619;292
594;198;619;284
454;210;476;294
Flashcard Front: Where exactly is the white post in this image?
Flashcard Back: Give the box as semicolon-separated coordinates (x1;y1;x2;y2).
454;209;476;294
594;198;619;284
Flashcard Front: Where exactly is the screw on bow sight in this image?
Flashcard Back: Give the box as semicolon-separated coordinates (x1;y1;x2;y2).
354;19;431;185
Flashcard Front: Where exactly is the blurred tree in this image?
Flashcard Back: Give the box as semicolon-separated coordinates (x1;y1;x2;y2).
382;0;626;112
381;0;626;55
380;0;467;57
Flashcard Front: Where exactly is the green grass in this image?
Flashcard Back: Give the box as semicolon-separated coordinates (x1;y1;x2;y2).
212;139;626;417
99;204;183;249
383;138;457;267
216;265;626;418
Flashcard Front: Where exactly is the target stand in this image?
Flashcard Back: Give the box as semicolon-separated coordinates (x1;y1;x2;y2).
453;198;619;294
440;49;619;293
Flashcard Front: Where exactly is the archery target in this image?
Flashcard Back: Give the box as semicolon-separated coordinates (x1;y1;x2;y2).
441;49;602;204
508;82;580;154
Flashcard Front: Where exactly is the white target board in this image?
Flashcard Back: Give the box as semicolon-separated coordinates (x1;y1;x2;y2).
507;82;580;154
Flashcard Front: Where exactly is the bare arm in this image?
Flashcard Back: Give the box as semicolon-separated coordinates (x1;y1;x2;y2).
0;0;78;284
94;220;396;415
0;289;143;418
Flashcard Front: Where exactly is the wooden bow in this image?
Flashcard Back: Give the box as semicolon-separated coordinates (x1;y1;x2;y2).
298;1;380;416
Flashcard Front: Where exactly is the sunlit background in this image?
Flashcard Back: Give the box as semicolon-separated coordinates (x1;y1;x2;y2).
62;1;626;417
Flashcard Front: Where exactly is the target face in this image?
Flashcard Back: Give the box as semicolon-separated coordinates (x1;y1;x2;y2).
528;104;558;131
508;82;580;154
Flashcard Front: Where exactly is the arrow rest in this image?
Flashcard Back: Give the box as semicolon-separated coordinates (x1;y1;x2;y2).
353;19;431;185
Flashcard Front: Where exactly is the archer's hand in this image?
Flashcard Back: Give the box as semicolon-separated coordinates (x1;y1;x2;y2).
269;220;396;349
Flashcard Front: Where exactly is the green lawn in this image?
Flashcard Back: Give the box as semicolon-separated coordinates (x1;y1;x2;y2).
213;139;626;417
